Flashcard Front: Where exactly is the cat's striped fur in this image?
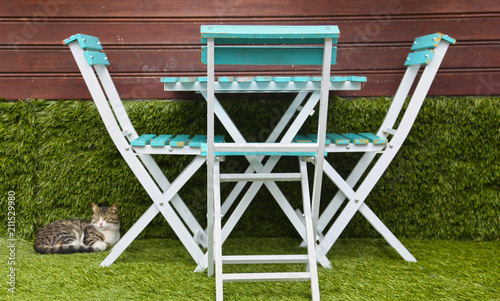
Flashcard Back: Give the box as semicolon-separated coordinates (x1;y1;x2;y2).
34;203;120;254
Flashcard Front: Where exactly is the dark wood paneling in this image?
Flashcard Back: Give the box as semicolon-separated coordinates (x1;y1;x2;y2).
2;18;499;46
1;0;499;99
1;44;498;73
2;72;498;101
3;0;499;17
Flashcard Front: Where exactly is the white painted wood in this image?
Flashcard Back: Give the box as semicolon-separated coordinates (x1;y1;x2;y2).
213;142;319;153
223;272;311;282
219;173;302;182
299;159;320;301
358;204;416;262
213;161;223;301
222;255;309;264
311;37;333;240
164;81;362;92
101;204;159;267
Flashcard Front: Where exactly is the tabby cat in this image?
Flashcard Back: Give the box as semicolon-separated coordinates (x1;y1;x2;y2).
34;203;120;254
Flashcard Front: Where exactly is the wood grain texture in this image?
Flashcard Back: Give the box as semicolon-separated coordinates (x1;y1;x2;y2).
1;0;499;99
3;0;499;17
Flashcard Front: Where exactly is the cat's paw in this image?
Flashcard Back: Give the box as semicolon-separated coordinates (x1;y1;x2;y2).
92;241;110;251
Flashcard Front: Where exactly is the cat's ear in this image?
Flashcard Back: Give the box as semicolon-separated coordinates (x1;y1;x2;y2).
91;203;99;212
111;203;119;211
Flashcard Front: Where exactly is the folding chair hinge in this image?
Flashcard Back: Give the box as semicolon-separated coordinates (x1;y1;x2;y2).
383;128;397;136
300;156;316;163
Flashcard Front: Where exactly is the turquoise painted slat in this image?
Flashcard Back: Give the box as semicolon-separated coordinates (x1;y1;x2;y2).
292;77;311;82
348;76;368;82
274;77;292;82
254;76;273;82
411;33;444;51
404;49;435;66
151;134;174;147
441;34;456;45
84;51;110;66
411;33;455;51
293;134;313;143
306;134;331;145
161;77;178;83
331;76;348;82
202;38;339;45
63;34;103;51
200;144;317;157
198;77;208;82
169;135;191;147
214;135;225;143
131;134;157;147
201;46;337;65
188;135;207;147
218;77;234;82
201;25;340;39
358;133;388;145
326;133;350;145
179;77;197;82
236;77;254;82
340;133;369;145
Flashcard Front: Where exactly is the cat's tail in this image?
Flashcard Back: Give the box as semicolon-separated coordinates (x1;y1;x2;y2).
34;242;99;254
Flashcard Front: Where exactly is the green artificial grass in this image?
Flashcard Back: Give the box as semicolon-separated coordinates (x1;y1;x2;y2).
1;238;498;300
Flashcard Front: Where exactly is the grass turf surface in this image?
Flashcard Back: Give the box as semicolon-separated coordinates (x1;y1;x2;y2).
1;238;498;300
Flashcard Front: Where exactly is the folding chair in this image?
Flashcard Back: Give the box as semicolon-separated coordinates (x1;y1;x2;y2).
296;33;456;267
63;34;216;267
198;25;349;301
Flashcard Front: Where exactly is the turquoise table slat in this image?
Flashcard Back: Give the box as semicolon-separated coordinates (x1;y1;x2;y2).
161;77;177;83
162;75;365;85
200;144;317;157
254;76;273;82
201;46;337;66
201;25;340;39
131;134;157;146
202;38;339;45
151;134;174;147
170;135;191;147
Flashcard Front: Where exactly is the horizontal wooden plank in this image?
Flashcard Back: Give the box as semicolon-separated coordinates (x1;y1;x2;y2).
1;17;498;46
2;0;498;18
201;46;337;65
1;44;497;74
1;72;499;100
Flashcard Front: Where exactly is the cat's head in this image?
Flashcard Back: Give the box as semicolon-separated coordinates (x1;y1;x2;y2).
91;203;120;230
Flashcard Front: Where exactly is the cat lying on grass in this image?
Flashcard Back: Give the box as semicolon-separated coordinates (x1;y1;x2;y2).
34;203;120;254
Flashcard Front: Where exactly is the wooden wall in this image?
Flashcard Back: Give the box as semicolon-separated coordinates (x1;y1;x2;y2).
1;0;499;100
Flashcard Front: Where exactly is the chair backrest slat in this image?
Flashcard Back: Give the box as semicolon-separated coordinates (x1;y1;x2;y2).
405;32;456;66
